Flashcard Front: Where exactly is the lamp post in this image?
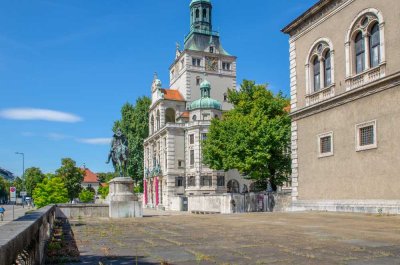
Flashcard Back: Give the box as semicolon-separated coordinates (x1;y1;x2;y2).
15;152;25;178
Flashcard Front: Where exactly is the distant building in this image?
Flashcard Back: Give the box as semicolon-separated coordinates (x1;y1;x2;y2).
81;168;100;194
282;0;400;213
0;167;15;181
143;0;252;210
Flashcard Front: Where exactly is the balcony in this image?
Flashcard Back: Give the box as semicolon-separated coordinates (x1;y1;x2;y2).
345;63;386;91
305;84;335;106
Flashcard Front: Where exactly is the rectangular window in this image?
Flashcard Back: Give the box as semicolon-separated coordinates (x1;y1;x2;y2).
318;132;333;158
192;58;201;67
356;120;377;151
175;177;184;187
188;176;196;187
222;62;231;70
217;176;225;187
201;176;212;187
189;134;194;145
178;160;184;168
190;150;195;166
201;133;207;141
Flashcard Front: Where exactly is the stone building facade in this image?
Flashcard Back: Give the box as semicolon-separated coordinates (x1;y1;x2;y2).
282;0;400;213
143;0;251;210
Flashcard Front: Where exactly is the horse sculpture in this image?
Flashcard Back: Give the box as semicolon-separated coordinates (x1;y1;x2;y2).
106;129;129;177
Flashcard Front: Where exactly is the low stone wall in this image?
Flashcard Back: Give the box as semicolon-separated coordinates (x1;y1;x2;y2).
292;200;400;214
188;192;292;214
0;205;56;265
56;204;109;220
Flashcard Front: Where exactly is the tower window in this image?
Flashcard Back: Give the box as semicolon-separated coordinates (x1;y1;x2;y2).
209;47;214;53
203;9;207;19
223;93;228;102
192;58;201;67
196;76;202;86
222;62;231;71
196;9;199;19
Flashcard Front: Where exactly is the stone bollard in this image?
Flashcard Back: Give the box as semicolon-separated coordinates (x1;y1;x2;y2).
108;177;143;218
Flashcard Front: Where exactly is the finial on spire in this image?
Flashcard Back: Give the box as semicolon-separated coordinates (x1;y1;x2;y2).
153;72;158;81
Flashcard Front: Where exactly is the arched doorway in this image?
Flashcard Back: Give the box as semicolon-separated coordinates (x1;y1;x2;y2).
227;179;240;193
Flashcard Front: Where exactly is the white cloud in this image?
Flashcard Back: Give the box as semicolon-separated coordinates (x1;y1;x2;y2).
47;133;70;140
0;108;83;123
77;138;111;145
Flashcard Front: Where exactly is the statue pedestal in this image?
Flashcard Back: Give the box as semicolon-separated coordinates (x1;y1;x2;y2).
108;177;143;218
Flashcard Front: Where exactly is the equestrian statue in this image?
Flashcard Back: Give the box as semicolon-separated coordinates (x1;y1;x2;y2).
106;128;129;177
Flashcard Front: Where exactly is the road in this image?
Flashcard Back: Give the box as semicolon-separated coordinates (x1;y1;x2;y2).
0;205;32;226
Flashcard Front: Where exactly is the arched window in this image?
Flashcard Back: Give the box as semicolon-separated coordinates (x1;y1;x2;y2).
195;9;199;19
203;9;207;19
313;57;320;92
324;51;332;87
355;32;365;74
150;115;154;134
192;115;197;121
156;110;160;130
227;180;240;193
369;23;380;68
165;108;176;123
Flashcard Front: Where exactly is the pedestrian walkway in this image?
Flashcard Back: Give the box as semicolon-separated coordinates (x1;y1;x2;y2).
0;205;32;226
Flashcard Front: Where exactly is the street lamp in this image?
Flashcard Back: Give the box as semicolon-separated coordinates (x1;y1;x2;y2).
15;152;25;178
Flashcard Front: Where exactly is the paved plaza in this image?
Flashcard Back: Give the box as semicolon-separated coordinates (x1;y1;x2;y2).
68;210;400;265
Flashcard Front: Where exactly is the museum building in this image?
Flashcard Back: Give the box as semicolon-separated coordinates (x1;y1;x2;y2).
283;0;400;213
143;0;252;210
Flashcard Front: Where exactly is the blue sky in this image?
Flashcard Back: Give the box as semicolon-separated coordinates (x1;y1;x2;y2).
0;0;317;175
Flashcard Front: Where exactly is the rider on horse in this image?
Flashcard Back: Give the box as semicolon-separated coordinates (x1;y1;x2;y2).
107;128;129;177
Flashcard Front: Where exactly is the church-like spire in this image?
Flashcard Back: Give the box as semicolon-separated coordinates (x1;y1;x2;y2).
190;0;212;33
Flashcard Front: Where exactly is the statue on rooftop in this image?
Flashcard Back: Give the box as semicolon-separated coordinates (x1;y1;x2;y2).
106;128;129;177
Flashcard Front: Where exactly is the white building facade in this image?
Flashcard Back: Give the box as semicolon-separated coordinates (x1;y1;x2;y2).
143;0;251;210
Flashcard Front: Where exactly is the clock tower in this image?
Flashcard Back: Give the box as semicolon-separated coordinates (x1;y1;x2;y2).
169;0;237;111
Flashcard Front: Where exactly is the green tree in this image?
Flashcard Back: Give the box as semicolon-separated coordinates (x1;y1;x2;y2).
114;96;151;190
24;167;45;196
12;177;24;197
98;185;109;199
97;172;116;183
202;80;291;190
79;188;95;203
0;177;8;202
55;158;84;202
33;175;69;208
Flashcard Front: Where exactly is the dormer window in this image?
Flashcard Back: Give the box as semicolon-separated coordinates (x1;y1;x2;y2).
209;47;214;53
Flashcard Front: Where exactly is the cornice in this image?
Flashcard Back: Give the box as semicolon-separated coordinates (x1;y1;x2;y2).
282;0;353;39
291;72;400;121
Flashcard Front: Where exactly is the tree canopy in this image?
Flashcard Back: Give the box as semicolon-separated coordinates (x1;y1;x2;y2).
55;158;84;201
113;96;151;190
33;174;69;208
24;167;45;196
79;188;95;203
202;80;291;190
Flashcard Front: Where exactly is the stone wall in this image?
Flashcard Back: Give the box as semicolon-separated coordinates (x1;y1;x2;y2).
0;205;56;265
188;192;292;214
56;204;109;220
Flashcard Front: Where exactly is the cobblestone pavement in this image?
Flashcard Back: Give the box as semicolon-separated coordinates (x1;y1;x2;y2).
68;211;400;265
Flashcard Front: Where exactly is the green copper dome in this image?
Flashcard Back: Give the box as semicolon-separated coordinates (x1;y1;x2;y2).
189;80;222;111
190;0;211;6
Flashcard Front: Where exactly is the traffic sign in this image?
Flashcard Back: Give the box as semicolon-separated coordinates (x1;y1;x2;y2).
20;191;27;196
10;186;16;202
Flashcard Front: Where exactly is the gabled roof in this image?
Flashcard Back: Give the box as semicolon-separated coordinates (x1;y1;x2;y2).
83;168;99;183
180;111;190;118
161;89;185;101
